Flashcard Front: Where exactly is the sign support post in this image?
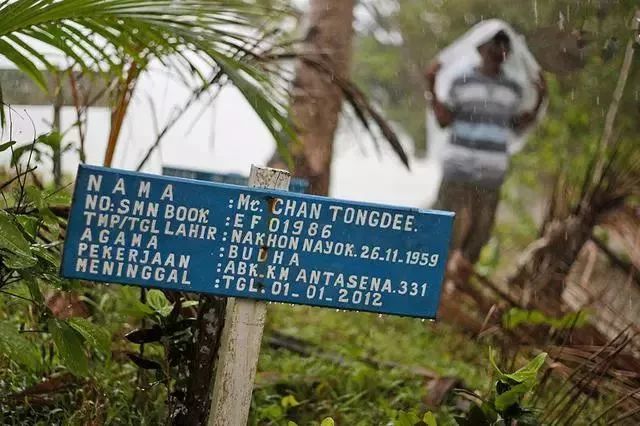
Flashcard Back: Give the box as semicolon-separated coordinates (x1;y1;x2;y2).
207;165;291;426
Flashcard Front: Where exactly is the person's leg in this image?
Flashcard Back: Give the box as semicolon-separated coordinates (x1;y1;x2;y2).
433;179;473;253
461;185;500;264
434;180;478;283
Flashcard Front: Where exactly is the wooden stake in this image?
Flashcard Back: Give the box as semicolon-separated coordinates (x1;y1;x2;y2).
208;165;291;426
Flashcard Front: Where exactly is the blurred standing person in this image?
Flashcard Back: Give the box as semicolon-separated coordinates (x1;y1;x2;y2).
425;21;547;279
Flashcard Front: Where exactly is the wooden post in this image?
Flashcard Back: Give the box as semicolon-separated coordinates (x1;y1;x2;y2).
208;165;291;426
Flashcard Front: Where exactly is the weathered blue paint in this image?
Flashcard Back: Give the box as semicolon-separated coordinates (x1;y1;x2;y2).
61;165;454;319
162;166;310;194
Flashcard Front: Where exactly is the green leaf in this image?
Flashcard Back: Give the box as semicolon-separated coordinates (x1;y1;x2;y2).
25;185;44;210
501;353;547;386
494;382;529;412
1;281;32;301
147;289;173;317
24;275;43;304
0;39;47;90
502;308;589;330
514;409;542;426
31;243;59;267
280;394;300;409
489;347;503;376
126;299;156;318
287;422;298;426
11;143;41;167
0;322;41;371
259;403;284;421
181;300;199;309
554;311;589;329
423;411;437;426
502;308;547;329
35;131;62;151
395;411;421;426
48;319;89;376
44;189;71;205
40;207;61;236
206;50;295;165
16;214;39;239
24;187;61;236
0;210;34;259
320;418;335;426
0;141;16;152
68;317;110;357
479;402;499;424
2;250;38;269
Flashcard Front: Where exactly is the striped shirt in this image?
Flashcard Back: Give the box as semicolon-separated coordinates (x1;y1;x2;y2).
442;68;522;188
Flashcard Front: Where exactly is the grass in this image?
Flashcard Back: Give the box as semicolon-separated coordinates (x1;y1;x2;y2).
251;304;493;425
1;283;621;425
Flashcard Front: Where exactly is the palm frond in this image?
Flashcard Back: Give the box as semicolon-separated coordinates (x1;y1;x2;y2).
0;0;293;154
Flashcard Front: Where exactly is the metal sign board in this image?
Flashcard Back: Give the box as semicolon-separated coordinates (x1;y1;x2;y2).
61;165;454;318
162;166;310;194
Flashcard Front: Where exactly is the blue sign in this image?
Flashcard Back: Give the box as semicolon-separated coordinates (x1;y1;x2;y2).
162;166;310;194
61;165;454;318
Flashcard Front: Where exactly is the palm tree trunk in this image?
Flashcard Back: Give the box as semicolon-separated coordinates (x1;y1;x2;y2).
104;61;139;167
287;0;355;195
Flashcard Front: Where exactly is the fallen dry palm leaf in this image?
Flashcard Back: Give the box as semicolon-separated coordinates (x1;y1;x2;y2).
538;329;640;424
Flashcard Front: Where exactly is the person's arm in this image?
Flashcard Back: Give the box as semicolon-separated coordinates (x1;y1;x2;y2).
512;72;547;133
425;62;455;128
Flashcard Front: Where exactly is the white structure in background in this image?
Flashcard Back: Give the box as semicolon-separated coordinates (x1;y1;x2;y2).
3;65;441;209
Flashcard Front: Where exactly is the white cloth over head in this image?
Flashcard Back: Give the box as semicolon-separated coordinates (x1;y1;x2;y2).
427;19;544;162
